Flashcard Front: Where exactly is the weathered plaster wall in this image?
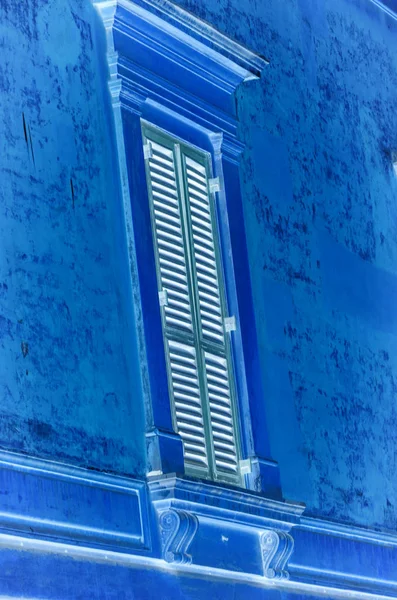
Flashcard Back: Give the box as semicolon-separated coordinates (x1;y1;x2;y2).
172;0;397;530
0;0;146;475
2;0;397;533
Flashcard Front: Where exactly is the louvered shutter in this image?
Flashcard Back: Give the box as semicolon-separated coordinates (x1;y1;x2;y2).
144;138;210;475
181;153;240;480
147;141;193;334
143;124;241;485
167;340;208;469
184;157;224;344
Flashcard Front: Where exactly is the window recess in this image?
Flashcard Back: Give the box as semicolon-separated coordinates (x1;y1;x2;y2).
142;123;242;485
94;0;282;497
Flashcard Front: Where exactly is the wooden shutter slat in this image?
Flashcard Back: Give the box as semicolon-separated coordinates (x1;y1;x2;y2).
150;168;176;185
168;340;209;469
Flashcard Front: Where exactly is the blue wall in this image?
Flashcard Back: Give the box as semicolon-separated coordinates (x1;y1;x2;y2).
0;548;299;600
171;0;397;529
1;0;397;535
0;0;146;476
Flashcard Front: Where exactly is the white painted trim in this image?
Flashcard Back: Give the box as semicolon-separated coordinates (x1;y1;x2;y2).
368;0;397;20
93;0;269;80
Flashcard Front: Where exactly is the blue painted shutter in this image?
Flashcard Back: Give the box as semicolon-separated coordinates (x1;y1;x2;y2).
181;154;239;479
143;125;241;484
145;139;210;474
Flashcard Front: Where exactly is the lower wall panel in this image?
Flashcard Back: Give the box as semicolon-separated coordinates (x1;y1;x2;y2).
0;451;150;553
289;521;397;596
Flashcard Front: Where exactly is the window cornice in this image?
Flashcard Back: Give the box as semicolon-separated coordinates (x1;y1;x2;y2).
92;0;265;152
93;0;268;96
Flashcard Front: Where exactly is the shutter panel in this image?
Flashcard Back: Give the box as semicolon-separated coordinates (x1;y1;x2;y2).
147;141;193;334
184;157;224;344
168;340;209;470
182;154;240;480
204;352;238;475
144;138;210;474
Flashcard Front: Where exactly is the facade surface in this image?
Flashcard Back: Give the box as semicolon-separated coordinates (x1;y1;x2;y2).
0;0;397;598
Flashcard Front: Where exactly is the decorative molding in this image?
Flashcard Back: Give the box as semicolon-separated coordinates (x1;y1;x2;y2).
93;0;268;132
93;0;268;82
300;515;397;547
117;57;238;138
0;463;396;598
149;476;298;577
149;475;304;530
2;533;397;600
219;134;245;164
260;529;294;580
159;509;199;564
0;450;150;553
147;476;397;596
369;0;397;20
289;517;397;597
106;51;122;106
130;0;269;76
93;0;117;48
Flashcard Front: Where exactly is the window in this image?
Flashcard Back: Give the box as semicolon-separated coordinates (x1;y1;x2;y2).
94;0;281;497
142;122;242;486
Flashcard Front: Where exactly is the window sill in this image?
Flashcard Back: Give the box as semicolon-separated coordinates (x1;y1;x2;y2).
148;473;304;578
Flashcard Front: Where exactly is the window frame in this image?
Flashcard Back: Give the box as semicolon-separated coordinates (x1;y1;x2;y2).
95;0;282;496
141;121;243;486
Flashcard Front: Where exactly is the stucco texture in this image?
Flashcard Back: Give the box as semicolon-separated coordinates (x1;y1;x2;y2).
0;0;146;475
172;0;397;530
1;0;397;531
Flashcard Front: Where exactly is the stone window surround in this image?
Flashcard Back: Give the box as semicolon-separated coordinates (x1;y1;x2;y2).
93;0;281;498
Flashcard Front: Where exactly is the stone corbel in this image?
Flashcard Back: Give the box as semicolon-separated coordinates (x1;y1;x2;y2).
159;509;199;565
260;529;294;580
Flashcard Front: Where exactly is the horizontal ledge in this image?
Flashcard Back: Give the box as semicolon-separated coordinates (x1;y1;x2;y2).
0;449;145;491
132;0;270;74
300;515;397;547
148;474;305;526
289;564;397;598
1;455;396;595
0;531;395;600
